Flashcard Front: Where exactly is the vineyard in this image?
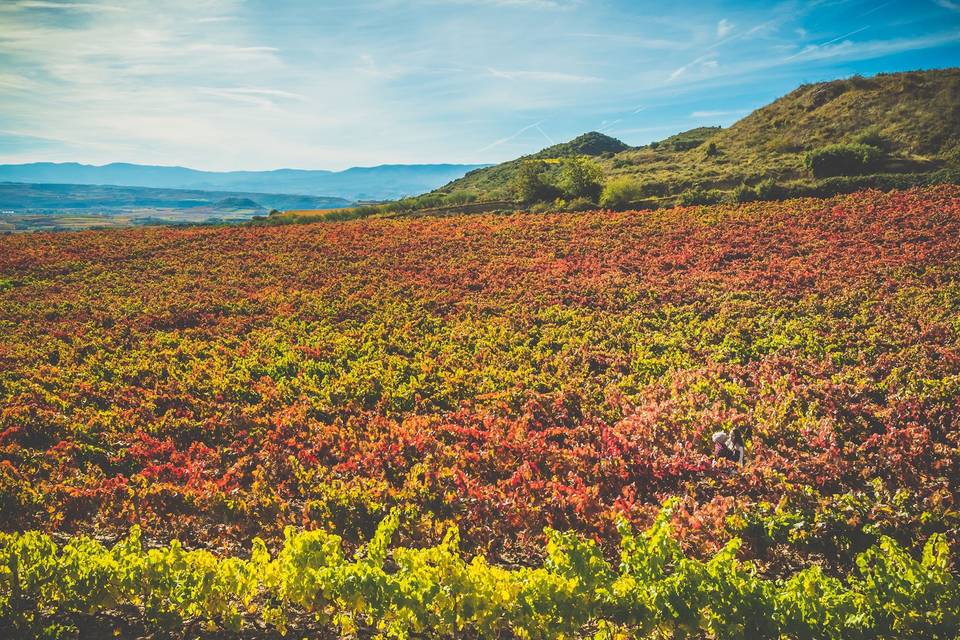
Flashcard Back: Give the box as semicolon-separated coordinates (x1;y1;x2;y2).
1;186;960;637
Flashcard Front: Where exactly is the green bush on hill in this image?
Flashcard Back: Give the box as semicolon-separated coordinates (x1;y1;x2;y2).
678;187;725;206
853;126;890;150
599;176;644;209
931;165;960;184
804;143;884;178
558;157;604;200
672;139;702;152
637;180;670;197
563;196;596;211
528;201;554;214
513;161;562;204
730;183;758;203
444;190;477;205
755;178;785;201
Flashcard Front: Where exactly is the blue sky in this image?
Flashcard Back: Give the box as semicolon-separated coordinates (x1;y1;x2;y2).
0;0;958;170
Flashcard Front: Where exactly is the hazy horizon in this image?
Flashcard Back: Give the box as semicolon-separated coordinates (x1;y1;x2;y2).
1;0;959;172
0;159;491;172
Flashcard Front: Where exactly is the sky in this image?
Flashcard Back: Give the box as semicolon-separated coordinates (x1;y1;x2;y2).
0;0;959;171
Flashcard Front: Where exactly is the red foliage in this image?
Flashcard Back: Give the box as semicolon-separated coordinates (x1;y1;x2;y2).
1;187;959;564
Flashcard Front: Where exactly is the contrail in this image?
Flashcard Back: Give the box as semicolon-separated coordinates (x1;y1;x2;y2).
478;121;545;153
534;123;555;145
597;118;622;133
783;25;870;61
860;0;894;17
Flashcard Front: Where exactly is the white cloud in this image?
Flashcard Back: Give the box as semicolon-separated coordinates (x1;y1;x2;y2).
356;53;414;79
565;32;686;50
195;16;237;23
717;19;734;38
933;0;960;10
5;1;127;12
669;54;719;81
783;25;870;61
185;44;279;56
781;30;960;64
488;68;602;83
450;0;577;8
197;87;305;108
0;72;44;92
690;109;748;118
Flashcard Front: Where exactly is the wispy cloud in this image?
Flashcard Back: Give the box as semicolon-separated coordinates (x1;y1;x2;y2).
669;54;719;81
690;109;748;118
0;72;44;92
6;1;127;12
488;68;602;83
185;43;279;57
195;15;238;23
597;118;622;133
780;30;960;64
453;0;577;8
565;32;686;50
783;25;871;61
357;53;412;79
933;0;960;11
667;17;777;83
198;87;305;108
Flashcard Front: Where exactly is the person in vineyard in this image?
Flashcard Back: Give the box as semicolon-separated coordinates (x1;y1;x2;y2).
712;429;746;466
728;427;746;465
712;430;738;464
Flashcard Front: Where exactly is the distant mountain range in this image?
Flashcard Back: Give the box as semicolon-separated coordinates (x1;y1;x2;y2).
0;162;490;201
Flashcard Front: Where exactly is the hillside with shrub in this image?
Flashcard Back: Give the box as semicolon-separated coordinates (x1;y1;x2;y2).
429;68;960;210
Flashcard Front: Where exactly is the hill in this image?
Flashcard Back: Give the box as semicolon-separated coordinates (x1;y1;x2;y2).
434;68;960;205
431;131;629;200
531;131;631;158
214;197;266;211
0;161;489;202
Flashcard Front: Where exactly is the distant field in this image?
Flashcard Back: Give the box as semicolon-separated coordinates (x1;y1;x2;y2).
0;181;352;231
0;207;261;232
